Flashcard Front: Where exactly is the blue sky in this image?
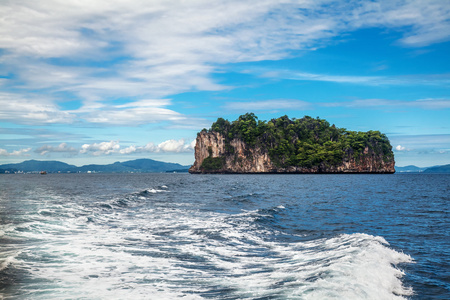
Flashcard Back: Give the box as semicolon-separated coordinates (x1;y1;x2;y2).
0;0;449;167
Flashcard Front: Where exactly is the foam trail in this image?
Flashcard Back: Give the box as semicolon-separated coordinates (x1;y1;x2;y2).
0;178;416;299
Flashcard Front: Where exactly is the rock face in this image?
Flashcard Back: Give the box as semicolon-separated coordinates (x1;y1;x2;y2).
189;114;395;174
190;131;274;173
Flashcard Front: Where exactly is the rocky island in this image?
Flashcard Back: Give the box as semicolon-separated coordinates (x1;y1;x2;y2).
189;113;395;174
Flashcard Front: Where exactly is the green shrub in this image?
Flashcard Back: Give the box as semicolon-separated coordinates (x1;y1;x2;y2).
201;157;225;170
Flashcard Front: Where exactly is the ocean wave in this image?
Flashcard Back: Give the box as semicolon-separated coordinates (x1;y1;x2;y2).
107;186;170;208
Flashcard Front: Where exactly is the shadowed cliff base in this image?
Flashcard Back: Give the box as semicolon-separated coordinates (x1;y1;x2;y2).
189;113;395;174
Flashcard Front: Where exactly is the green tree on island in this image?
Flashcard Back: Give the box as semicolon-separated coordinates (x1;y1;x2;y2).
202;113;393;170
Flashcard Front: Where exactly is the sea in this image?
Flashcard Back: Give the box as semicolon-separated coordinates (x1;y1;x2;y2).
0;173;448;299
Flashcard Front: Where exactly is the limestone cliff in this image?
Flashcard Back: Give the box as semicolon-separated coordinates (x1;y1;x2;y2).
189;114;395;174
190;131;274;173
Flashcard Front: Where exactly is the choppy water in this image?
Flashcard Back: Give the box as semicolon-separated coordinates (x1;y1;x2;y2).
0;173;448;299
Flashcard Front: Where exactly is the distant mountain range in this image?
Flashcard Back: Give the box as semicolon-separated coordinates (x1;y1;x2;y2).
1;159;449;174
395;164;450;173
395;165;428;173
423;164;450;173
0;159;190;174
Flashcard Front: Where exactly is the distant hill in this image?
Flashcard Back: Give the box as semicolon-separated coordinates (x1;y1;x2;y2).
0;159;190;173
0;160;76;173
394;164;450;174
121;159;187;172
395;165;427;173
423;164;450;173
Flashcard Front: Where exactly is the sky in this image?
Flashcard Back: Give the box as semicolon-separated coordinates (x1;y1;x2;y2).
0;0;449;168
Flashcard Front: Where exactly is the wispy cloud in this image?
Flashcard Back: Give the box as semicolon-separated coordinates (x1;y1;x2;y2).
222;97;450;112
257;70;450;86
0;92;76;125
335;0;450;47
1;0;449;126
35;143;78;156
260;70;386;85
322;98;450;110
412;98;450;110
82;106;184;126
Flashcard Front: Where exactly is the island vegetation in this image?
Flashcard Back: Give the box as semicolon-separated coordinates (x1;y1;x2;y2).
192;113;395;173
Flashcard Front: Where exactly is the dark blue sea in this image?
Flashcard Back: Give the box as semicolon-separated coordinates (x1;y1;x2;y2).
0;173;449;299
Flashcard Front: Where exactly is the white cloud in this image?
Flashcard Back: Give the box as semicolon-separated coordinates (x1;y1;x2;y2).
157;139;194;153
75;98;212;127
35;143;78;155
115;99;172;109
121;139;195;154
80;141;121;156
0;148;32;156
83;106;184;125
80;139;195;156
337;0;450;47
190;140;196;150
0;92;75;125
119;145;137;155
11;148;31;156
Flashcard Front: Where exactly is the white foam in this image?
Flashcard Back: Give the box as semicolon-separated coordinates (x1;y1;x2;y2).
146;188;168;193
3;194;414;299
289;233;414;299
0;253;19;271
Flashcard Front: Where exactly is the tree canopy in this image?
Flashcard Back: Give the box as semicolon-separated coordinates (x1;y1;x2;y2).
205;113;394;168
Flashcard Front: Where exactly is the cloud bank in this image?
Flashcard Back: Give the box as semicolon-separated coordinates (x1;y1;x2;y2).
31;139;197;157
118;139;196;155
